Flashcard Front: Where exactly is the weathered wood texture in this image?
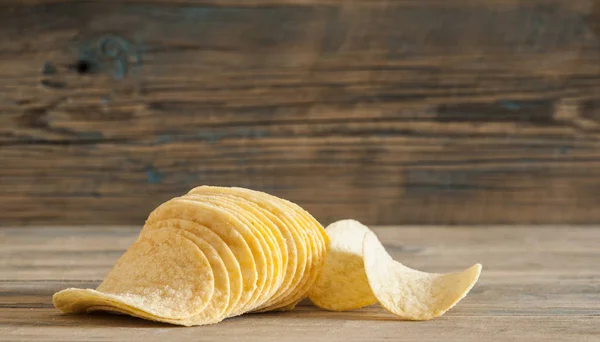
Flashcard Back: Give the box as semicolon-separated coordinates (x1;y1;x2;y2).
1;226;599;341
1;0;600;225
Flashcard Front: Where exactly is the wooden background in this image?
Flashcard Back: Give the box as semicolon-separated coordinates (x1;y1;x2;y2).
1;0;600;226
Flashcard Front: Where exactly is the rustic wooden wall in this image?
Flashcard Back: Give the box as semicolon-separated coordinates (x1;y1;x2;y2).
1;0;600;226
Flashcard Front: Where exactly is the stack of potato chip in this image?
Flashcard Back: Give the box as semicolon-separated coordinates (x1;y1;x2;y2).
53;186;328;326
54;187;481;326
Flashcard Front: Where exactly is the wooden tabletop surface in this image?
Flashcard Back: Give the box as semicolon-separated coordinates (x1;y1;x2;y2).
1;226;598;341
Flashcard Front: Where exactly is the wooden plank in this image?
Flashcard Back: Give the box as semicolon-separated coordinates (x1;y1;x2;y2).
0;226;599;341
1;1;600;225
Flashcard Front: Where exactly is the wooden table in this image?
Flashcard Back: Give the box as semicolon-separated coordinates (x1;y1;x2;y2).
1;226;598;341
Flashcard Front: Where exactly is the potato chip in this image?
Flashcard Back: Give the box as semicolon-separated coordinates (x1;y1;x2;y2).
142;218;243;317
308;220;378;311
143;228;230;324
53;229;214;323
363;231;482;320
75;226;233;326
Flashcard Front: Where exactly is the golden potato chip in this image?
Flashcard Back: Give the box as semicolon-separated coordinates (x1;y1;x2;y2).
363;231;482;320
308;220;378;311
76;226;233;326
182;194;283;312
53;229;214;323
144;198;260;315
143;218;243;317
143;228;230;324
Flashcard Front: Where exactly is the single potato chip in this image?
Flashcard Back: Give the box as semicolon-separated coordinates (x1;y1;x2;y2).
363;231;482;320
143;228;230;324
308;219;378;311
54;229;215;323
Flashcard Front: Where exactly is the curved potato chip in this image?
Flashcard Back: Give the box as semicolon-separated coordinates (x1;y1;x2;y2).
308;220;378;311
143;218;243;317
144;228;230;324
53;229;214;322
67;228;232;327
363;231;482;320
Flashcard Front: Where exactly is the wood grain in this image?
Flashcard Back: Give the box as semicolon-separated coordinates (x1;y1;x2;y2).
1;226;599;341
1;0;600;225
